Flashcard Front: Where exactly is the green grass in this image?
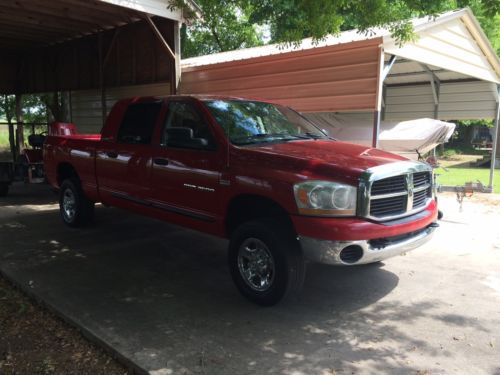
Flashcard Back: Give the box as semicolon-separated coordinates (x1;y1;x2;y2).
0;126;46;148
0;127;9;148
436;167;500;193
439;146;490;157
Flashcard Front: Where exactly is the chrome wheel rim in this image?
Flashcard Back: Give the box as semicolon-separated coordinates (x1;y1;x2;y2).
62;188;76;221
237;238;275;292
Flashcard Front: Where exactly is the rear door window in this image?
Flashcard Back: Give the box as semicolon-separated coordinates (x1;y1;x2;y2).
117;102;162;144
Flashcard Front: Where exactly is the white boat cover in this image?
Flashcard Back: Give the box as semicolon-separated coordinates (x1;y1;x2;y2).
305;113;456;160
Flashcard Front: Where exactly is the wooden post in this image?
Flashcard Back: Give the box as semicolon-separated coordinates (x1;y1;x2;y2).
145;15;179;94
99;33;107;128
4;95;16;162
15;94;24;153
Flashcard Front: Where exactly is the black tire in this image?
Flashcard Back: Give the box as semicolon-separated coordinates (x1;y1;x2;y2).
0;183;9;197
59;179;95;227
228;219;305;306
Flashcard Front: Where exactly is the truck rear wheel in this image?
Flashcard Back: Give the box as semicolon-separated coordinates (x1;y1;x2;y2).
228;219;305;306
0;183;9;197
59;179;95;227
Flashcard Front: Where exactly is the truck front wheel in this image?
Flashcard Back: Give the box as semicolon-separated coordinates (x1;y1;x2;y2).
228;220;305;306
59;179;95;227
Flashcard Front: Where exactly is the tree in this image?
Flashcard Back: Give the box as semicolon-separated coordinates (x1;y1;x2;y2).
173;0;499;56
178;0;264;58
460;0;500;54
0;95;16;160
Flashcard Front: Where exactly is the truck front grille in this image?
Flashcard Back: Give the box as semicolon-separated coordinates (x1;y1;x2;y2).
371;175;406;196
358;162;433;221
370;195;407;217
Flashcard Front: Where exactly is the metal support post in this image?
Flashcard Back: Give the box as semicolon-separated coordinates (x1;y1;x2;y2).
488;85;500;192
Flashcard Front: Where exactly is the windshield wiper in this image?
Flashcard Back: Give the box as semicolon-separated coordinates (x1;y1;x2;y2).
232;133;303;145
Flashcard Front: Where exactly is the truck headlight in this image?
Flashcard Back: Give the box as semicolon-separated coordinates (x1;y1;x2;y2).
293;181;357;216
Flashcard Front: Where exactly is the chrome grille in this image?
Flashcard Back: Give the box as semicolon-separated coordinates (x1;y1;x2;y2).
358;161;433;221
370;195;407;217
371;175;406;196
413;187;431;209
413;172;431;189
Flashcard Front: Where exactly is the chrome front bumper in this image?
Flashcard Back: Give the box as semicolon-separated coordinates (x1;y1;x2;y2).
299;223;438;265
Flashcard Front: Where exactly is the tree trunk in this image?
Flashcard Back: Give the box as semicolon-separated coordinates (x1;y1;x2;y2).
7;119;16;162
15;94;24;153
2;95;16;161
61;92;71;123
463;125;474;146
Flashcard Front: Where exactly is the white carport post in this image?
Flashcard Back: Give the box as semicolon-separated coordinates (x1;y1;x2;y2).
420;63;441;156
489;85;500;191
373;53;397;147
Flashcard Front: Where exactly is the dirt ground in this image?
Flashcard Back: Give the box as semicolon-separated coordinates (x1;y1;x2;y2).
0;276;129;374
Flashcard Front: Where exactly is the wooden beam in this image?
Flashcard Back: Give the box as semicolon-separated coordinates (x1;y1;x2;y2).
145;15;176;60
0;4;104;32
103;28;121;68
15;94;24;153
20;0;134;25
99;33;107;128
0;14;91;39
0;14;86;34
52;0;139;24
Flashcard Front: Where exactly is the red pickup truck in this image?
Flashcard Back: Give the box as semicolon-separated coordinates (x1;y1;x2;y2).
44;96;439;305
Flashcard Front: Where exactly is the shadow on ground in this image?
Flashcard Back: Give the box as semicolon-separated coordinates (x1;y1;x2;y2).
0;185;496;374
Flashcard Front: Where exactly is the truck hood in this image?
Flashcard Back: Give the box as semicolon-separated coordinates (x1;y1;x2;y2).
235;139;408;184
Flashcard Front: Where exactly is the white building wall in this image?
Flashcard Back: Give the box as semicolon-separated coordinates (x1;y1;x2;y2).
382;81;497;121
71;83;171;133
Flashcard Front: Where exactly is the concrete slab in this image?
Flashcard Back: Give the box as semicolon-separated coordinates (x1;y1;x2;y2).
1;184;499;374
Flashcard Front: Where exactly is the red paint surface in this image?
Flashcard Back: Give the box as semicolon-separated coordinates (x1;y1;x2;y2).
44;95;438;241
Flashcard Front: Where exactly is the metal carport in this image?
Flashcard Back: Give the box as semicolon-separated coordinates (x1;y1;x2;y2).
0;0;201;136
179;8;500;191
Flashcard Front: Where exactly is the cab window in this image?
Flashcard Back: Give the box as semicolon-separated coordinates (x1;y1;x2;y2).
162;101;215;150
117;102;162;144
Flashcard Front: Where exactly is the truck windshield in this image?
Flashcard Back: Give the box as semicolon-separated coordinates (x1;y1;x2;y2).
203;100;327;145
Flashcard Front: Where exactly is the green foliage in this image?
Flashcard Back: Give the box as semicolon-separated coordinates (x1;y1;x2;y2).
0;95;15;124
173;0;499;57
459;0;500;54
436;166;500;192
0;94;47;125
439;145;489;157
22;95;47;124
456;119;494;127
177;0;264;58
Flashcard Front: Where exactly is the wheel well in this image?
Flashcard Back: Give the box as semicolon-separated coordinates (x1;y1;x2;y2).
225;195;295;237
57;163;79;186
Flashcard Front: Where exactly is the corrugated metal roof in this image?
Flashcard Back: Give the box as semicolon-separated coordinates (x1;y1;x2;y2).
181;8;499;84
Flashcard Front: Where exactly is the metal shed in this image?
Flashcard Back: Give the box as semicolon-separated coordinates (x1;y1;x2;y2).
0;0;201;133
180;8;500;188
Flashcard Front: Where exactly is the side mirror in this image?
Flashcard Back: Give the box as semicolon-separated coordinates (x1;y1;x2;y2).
165;127;209;148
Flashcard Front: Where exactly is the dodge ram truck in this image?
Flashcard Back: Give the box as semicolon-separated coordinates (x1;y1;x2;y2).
44;96;439;305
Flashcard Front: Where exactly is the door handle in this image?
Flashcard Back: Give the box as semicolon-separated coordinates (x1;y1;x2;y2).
153;158;169;166
106;151;118;159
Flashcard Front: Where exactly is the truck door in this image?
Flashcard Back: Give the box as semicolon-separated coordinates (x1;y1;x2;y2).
149;99;225;225
96;100;162;206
